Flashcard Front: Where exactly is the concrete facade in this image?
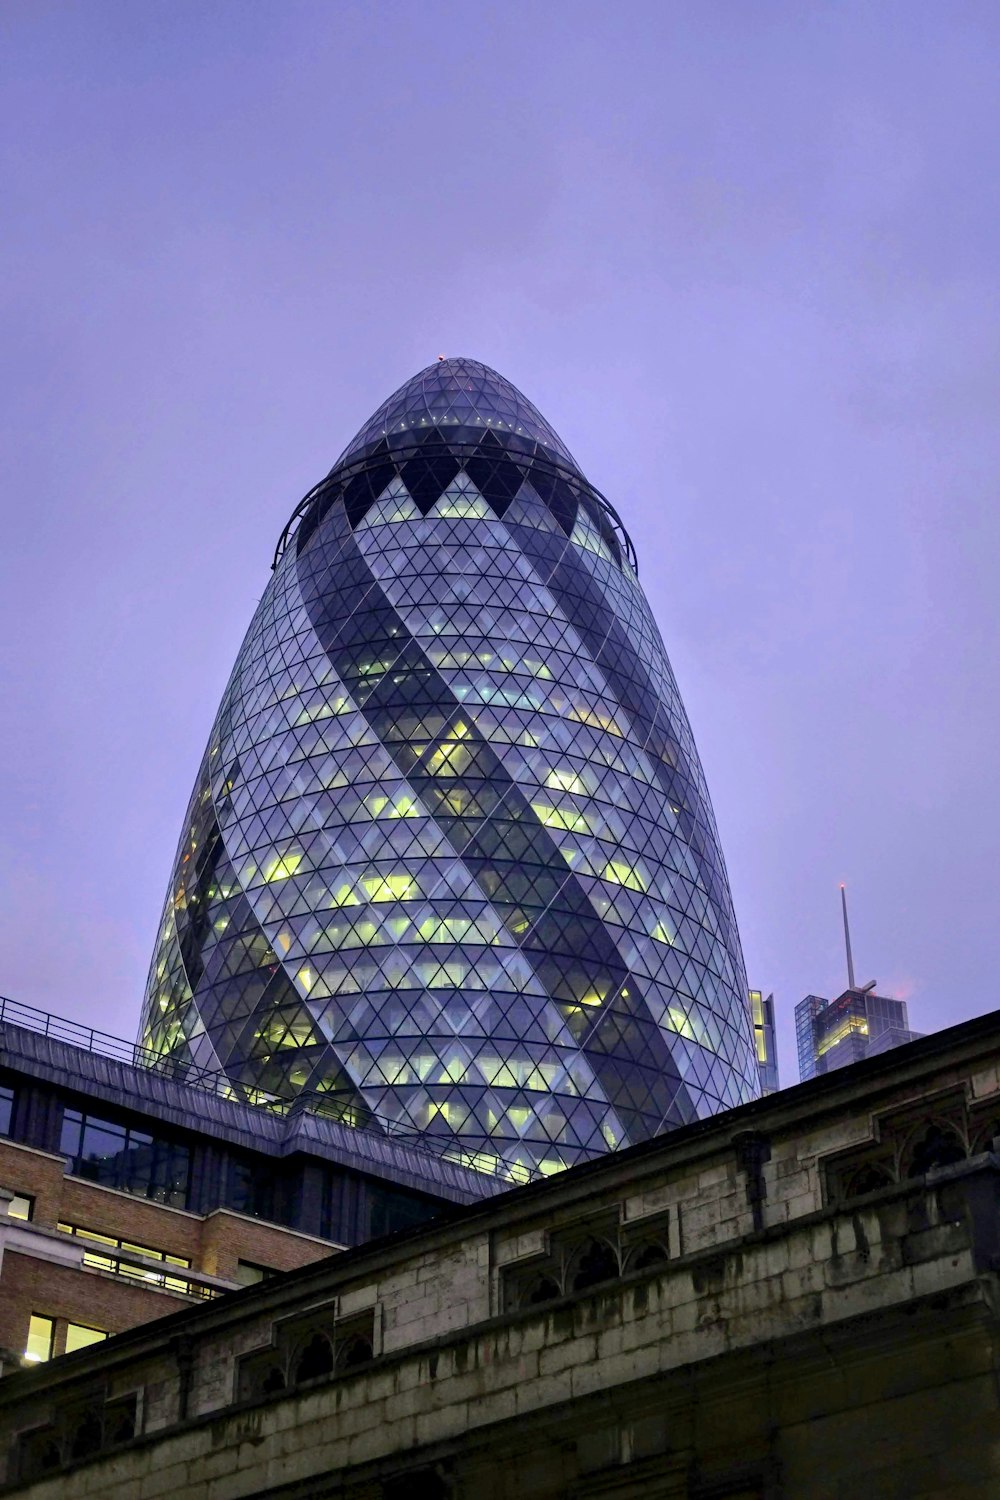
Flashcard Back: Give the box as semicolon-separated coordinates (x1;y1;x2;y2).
3;1011;1000;1497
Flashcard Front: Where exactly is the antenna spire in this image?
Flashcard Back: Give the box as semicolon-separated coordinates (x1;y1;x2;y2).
840;883;856;990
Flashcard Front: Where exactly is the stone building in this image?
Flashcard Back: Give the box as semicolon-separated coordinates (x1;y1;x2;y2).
2;1007;1000;1498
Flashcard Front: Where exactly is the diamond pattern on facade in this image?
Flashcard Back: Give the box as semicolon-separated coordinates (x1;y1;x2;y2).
140;359;760;1178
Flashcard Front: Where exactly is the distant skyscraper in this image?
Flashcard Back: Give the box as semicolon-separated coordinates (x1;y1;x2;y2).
140;358;760;1176
797;888;920;1082
796;986;919;1082
749;989;779;1093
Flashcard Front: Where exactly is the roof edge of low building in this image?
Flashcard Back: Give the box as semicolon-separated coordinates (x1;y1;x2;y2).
0;1020;502;1204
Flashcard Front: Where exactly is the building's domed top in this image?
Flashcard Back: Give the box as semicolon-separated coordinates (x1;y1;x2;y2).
332;357;578;470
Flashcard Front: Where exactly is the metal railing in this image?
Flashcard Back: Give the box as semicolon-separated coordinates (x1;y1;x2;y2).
271;443;638;574
0;995;537;1188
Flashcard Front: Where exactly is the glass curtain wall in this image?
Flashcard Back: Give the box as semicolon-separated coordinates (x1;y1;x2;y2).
140;359;760;1177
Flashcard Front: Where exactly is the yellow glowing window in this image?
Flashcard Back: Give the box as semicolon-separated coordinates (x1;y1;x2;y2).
330;882;360;908
297;967;314;993
651;920;675;946
24;1314;54;1363
65;1323;108;1354
388;794;419;817
545;768;587;795
816;1017;869;1057
568;705;625;737
418;916;483;942
264;853;302;882
531;802;592;834
603;861;647;892
362;873;419;902
666;1006;696;1040
433;494;491;519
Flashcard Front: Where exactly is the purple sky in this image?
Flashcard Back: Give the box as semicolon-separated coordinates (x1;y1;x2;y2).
2;1;999;1088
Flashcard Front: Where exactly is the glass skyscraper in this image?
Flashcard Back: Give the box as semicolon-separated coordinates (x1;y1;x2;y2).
796;986;919;1082
140;358;760;1177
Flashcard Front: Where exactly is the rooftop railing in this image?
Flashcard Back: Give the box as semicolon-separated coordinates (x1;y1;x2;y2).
0;995;536;1187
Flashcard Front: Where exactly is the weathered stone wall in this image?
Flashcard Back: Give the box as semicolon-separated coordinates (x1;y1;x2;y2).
3;1014;1000;1497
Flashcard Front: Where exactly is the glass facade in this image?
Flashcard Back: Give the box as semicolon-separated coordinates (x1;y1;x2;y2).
749;990;779;1094
59;1108;191;1208
140;358;759;1176
796;987;918;1082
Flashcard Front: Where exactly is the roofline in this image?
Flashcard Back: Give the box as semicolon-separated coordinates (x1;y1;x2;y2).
6;1003;997;1399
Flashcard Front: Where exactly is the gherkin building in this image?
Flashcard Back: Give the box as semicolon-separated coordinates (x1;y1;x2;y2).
140;358;760;1177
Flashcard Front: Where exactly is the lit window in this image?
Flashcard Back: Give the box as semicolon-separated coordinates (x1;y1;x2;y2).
235;1260;276;1287
58;1223;199;1296
329;882;360;907
531;802;592;834
603;860;647;893
666;1007;697;1040
264;853;302;882
361;873;419;902
24;1314;54;1363
6;1193;33;1221
545;768;587;795
65;1323;107;1354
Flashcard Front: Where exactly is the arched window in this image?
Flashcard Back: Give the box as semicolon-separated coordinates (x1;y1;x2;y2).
293;1333;334;1384
69;1412;103;1462
970;1119;1000;1155
522;1273;561;1307
628;1240;668;1273
261;1363;286;1395
337;1333;373;1370
105;1397;137;1447
843;1162;894;1198
904;1123;966;1178
568;1238;619;1293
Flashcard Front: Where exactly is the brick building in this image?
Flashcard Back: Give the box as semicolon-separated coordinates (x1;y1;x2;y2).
1;1006;999;1497
0;998;501;1373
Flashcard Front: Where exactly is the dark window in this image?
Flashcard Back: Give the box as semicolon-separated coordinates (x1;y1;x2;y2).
59;1108;190;1208
68;1411;103;1461
569;1238;620;1293
629;1240;668;1272
524;1273;561;1305
337;1332;373;1369
0;1085;13;1136
294;1333;334;1383
368;1185;440;1240
843;1162;894;1197
225;1155;277;1222
104;1395;137;1447
905;1124;967;1177
17;1425;60;1482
